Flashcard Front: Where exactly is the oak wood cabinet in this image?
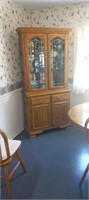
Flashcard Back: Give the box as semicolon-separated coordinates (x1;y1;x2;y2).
16;27;71;137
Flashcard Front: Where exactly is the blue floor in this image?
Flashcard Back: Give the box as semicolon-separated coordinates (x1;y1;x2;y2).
1;125;89;199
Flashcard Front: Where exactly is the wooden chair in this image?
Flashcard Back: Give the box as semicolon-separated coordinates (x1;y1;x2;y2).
0;128;26;199
79;117;89;186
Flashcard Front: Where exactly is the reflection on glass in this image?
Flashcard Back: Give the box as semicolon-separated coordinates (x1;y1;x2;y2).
50;37;64;87
28;37;45;89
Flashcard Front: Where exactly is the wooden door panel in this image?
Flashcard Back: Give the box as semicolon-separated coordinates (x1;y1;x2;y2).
52;103;61;125
42;105;50;127
32;104;50;130
32;106;42;129
52;101;69;126
60;101;69;123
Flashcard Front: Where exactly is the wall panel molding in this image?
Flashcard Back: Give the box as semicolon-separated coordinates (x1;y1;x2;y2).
0;88;24;138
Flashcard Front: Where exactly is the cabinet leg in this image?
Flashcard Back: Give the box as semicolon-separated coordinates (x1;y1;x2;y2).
30;135;36;138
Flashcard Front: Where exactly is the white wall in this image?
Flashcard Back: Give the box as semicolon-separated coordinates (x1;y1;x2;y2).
0;89;24;138
70;90;89;107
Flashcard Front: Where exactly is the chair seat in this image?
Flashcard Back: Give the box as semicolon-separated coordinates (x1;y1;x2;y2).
0;139;21;161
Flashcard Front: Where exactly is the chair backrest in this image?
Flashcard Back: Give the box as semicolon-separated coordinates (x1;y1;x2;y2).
0;129;10;162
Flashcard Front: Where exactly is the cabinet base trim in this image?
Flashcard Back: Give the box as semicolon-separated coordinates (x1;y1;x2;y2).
27;122;71;137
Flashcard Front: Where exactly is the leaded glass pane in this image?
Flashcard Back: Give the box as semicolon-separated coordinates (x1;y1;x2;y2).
50;37;64;87
28;37;45;89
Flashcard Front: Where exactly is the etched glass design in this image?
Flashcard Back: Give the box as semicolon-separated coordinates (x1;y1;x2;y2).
28;37;45;89
50;37;64;87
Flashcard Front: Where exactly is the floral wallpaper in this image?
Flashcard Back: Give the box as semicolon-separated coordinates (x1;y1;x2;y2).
30;3;89;82
0;0;31;95
0;0;89;95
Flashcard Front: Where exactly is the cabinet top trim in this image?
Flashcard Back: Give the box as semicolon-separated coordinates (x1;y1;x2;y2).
16;27;71;34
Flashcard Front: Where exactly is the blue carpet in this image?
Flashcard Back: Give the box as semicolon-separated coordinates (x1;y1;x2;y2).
1;125;89;199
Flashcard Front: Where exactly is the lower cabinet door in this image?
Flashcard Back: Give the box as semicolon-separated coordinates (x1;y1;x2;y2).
52;103;61;125
52;100;69;126
31;104;51;130
60;101;69;123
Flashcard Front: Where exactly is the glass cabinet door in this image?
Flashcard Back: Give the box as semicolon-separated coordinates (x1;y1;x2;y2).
26;34;47;90
48;35;65;88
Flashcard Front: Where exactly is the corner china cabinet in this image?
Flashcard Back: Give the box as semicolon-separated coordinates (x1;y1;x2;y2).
16;27;71;137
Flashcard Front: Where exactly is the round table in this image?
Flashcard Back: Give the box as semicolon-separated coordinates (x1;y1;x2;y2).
68;102;89;186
